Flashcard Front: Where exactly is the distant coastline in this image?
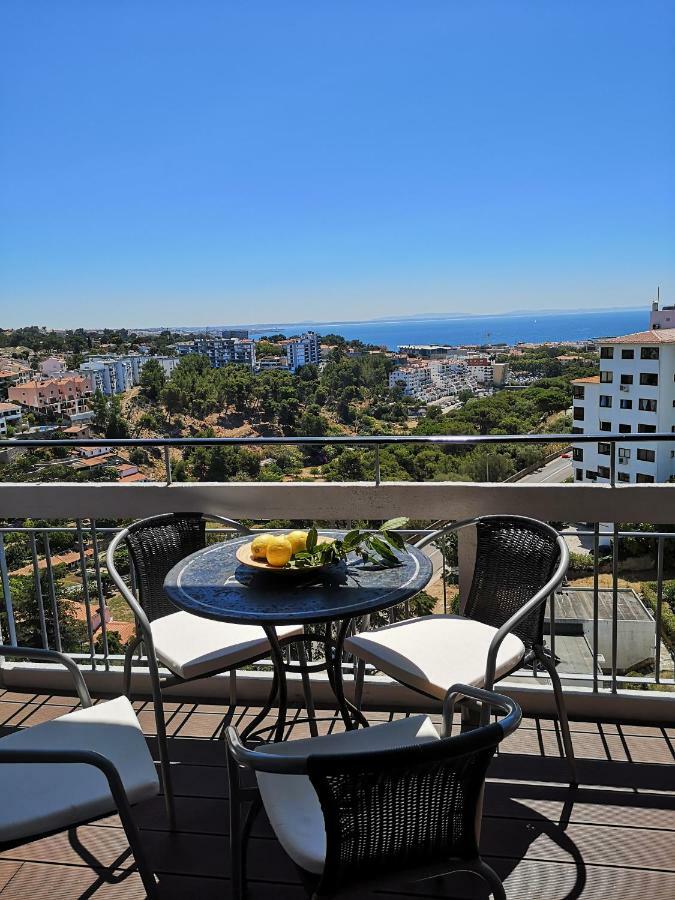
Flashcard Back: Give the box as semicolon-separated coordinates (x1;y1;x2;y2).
145;306;649;351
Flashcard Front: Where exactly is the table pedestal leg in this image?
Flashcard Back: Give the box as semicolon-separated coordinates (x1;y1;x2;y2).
330;617;370;730
262;624;288;743
240;665;279;743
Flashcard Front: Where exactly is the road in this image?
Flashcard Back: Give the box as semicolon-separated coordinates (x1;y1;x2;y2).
419;454;571;584
518;454;572;484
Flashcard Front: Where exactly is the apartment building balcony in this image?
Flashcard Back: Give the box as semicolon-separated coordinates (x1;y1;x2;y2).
0;434;674;898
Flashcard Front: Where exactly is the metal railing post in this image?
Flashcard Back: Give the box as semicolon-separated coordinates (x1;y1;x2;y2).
43;533;62;653
29;532;48;649
0;534;17;647
592;523;600;694
89;520;110;670
655;536;664;685
164;446;172;484
77;519;97;670
611;522;619;693
374;444;381;486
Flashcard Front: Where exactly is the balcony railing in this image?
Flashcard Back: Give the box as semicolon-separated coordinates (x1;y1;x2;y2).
1;433;674;723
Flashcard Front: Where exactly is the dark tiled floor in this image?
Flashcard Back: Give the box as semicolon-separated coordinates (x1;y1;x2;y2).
0;690;674;898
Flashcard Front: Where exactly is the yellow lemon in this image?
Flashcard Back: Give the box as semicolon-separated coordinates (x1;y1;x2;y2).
250;533;275;559
265;536;293;567
286;530;309;554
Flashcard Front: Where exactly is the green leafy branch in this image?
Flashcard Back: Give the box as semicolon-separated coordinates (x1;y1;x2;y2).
289;517;409;569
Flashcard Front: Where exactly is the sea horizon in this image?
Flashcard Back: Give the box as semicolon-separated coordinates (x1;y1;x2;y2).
146;305;651;351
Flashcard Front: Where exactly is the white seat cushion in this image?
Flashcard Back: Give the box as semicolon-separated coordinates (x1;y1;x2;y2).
0;696;159;842
344;615;525;701
151;611;303;680
256;714;440;874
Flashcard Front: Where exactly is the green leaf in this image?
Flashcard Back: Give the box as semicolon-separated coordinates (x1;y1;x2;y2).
342;529;362;551
379;530;405;551
306;527;318;553
381;516;408;532
369;536;400;564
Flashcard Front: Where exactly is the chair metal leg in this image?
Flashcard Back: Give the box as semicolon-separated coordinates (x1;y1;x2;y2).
147;655;177;830
474;858;506;900
538;648;578;785
106;768;160;898
297;640;318;737
353;658;366;713
123;635;142;699
227;748;244;900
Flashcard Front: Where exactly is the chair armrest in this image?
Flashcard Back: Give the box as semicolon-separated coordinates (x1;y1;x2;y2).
0;747;137;815
442;683;522;738
483;534;569;690
225;727;308;775
414;517;480;550
0;646;92;708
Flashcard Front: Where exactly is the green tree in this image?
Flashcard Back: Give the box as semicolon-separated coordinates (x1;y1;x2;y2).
139;358;166;402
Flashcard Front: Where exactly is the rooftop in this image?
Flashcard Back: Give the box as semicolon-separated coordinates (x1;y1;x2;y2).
602;328;675;345
571;375;600;384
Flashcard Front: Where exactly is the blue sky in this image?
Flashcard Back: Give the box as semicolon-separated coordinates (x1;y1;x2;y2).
1;1;674;329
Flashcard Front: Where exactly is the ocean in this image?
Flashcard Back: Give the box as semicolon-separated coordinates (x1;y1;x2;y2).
247;308;649;350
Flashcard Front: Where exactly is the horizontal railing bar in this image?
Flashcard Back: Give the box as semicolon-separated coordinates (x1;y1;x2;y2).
2;524;674;540
2;432;675;449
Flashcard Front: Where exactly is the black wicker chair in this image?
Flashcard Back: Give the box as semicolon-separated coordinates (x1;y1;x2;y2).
227;684;521;899
346;515;576;783
106;513;304;828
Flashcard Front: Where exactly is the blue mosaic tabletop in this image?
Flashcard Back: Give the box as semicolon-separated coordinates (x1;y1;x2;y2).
163;531;433;625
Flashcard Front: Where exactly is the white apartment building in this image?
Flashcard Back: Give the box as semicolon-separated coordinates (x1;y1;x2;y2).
176;338;256;370
0;402;22;436
466;358;494;385
80;354;179;395
389;364;432;396
286;332;320;372
572;328;675;484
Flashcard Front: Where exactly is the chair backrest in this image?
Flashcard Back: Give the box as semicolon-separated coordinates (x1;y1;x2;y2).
463;515;561;650
124;513;206;622
307;721;504;893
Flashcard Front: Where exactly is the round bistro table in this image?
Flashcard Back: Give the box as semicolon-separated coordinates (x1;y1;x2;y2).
164;530;433;741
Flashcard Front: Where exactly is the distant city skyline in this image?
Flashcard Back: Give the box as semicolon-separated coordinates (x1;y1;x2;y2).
2;1;674;329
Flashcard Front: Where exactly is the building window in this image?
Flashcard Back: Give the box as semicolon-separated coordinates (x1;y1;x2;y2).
600;371;613;383
571;426;583;435
598;442;611;456
638;423;657;433
586;470;598;480
597;466;611;479
640;347;659;360
621;349;635;359
600;347;614;359
573;407;585;421
575;468;583;481
572;386;585;400
618;448;631;462
599;421;612;431
620;373;633;385
620;399;632;409
617;472;630;482
599;395;612;408
637;448;656;463
639;373;658;386
572;447;584;462
638;398;657;412
636;473;655;483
